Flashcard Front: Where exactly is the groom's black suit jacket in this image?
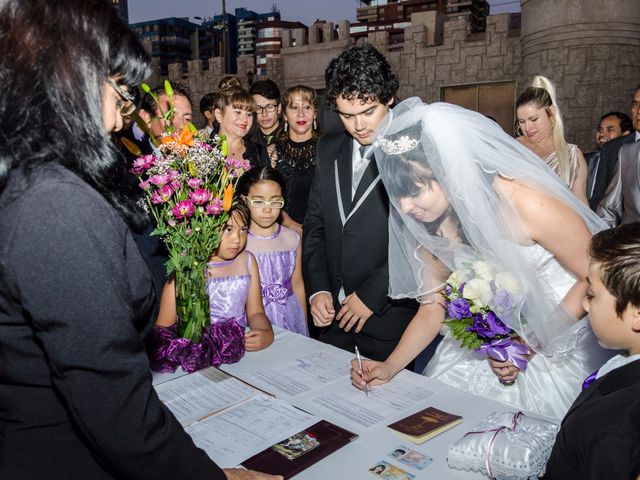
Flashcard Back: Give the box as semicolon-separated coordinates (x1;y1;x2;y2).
545;359;640;479
302;131;416;361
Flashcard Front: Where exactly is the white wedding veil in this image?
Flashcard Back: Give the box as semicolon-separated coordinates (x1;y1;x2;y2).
372;98;606;357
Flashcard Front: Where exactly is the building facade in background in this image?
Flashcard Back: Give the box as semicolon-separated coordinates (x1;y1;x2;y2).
112;0;129;23
256;18;307;76
130;17;204;76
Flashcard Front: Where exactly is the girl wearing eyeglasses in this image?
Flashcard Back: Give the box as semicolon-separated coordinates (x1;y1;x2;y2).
237;167;308;335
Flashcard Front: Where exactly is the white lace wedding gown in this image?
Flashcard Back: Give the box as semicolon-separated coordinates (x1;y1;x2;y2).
424;244;612;421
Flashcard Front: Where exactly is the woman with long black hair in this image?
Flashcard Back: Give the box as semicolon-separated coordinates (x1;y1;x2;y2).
0;1;278;479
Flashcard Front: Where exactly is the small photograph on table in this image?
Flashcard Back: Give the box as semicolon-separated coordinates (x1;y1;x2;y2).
271;431;320;460
368;460;415;479
388;445;433;470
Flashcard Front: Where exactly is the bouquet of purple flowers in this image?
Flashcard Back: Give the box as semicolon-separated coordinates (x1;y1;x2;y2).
442;258;531;376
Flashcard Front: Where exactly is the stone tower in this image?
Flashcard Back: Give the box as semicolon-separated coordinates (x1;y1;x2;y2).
520;0;640;149
519;0;640;150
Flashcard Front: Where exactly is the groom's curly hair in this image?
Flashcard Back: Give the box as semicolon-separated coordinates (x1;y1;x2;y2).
325;44;399;110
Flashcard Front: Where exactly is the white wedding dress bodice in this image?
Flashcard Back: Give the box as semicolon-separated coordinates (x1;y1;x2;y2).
424;243;612;421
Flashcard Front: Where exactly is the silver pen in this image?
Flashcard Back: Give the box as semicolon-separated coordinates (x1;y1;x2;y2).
354;346;370;397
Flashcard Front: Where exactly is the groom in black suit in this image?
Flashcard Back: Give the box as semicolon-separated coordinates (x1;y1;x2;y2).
302;45;417;362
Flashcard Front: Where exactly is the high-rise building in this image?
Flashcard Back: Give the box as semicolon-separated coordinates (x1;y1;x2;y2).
204;12;238;73
255;18;306;76
130;18;202;76
112;0;129;23
236;8;280;57
355;0;488;34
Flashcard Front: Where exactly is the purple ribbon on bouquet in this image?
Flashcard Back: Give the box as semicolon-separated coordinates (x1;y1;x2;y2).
145;320;245;373
478;337;530;372
464;411;524;479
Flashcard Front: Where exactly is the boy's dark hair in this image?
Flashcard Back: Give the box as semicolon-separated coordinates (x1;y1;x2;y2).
140;83;192;115
236;166;286;198
600;111;633;135
590;223;640;315
325;44;399;110
199;92;217;116
249;79;281;103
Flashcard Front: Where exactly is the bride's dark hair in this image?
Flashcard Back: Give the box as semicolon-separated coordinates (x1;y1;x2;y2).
0;0;150;227
380;148;467;244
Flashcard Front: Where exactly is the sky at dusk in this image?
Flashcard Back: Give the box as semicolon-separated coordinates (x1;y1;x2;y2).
127;0;520;26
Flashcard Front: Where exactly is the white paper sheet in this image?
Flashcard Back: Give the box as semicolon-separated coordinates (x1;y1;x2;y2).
154;367;259;426
241;348;354;399
292;370;438;433
185;394;319;468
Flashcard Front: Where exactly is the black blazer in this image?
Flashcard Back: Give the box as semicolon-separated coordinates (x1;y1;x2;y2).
0;165;224;479
302;132;416;360
545;359;640;479
590;133;636;210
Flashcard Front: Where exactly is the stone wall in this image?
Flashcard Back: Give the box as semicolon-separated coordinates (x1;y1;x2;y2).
384;14;522;104
159;2;640;148
280;20;351;90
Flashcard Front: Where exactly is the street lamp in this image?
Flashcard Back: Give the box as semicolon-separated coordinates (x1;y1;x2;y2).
221;0;228;74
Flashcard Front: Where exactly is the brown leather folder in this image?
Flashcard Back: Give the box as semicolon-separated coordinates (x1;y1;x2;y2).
241;420;358;478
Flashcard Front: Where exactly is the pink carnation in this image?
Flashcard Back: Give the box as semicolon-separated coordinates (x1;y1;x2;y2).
188;188;212;205
151;185;174;204
206;197;224;215
130;155;155;174
138;179;151;191
187;178;204;188
150;174;171;187
173;200;195;219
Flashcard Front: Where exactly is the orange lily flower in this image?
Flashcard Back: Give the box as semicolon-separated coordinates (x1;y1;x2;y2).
222;184;234;211
161;126;194;148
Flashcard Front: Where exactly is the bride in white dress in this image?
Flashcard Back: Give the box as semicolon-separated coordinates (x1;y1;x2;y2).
351;98;612;420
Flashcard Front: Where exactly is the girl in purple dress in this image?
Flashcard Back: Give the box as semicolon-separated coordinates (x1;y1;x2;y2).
152;204;274;370
237;167;308;335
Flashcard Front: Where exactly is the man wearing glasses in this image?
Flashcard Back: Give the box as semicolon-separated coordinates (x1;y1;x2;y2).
250;79;283;147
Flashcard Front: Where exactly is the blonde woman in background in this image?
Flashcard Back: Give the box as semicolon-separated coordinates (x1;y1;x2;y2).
516;76;588;204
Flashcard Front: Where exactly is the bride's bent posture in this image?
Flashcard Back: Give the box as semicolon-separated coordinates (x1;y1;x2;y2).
351;98;612;420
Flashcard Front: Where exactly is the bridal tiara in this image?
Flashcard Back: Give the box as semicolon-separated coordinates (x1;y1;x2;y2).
376;135;420;155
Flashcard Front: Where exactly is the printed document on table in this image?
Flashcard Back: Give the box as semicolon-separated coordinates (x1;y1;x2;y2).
185;393;319;468
154;367;259;426
237;347;354;400
291;370;439;434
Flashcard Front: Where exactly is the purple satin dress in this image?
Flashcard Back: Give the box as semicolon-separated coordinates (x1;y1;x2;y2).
246;225;308;335
206;251;252;328
145;252;253;373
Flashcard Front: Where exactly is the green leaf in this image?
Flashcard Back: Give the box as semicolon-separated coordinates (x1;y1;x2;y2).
141;82;151;94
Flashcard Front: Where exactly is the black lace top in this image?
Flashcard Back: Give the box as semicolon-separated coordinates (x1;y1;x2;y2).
271;138;318;224
243;136;268;170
